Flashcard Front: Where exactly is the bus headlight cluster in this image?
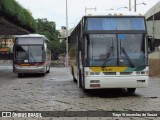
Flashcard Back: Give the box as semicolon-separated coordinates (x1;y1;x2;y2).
85;71;100;76
136;71;148;75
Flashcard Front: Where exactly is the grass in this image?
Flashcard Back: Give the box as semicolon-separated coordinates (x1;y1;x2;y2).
0;0;36;32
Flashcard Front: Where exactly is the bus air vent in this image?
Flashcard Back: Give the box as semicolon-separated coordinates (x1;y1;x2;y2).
120;72;133;75
103;72;116;75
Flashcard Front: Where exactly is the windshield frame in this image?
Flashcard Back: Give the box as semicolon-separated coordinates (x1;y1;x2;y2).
84;33;148;67
14;44;44;63
84;16;146;31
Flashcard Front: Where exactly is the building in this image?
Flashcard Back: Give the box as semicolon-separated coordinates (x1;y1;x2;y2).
59;26;67;43
58;26;74;42
1;38;14;48
145;1;160;47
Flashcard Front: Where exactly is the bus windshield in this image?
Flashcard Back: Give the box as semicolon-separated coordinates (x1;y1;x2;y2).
15;45;44;63
86;34;147;67
86;17;145;30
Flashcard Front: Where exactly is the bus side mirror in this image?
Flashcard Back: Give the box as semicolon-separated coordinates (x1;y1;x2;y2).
68;37;70;43
79;37;85;52
43;44;47;52
147;35;155;53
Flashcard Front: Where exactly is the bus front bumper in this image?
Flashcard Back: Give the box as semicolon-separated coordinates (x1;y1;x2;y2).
14;65;45;73
84;76;148;89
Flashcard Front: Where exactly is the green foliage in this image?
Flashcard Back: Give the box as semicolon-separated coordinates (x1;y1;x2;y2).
0;0;36;32
36;18;59;41
35;18;66;60
0;37;4;48
50;40;66;60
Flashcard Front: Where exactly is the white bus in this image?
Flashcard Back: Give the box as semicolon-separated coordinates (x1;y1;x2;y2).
69;12;154;93
13;34;51;78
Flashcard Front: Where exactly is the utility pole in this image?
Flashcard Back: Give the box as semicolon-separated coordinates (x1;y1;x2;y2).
66;0;69;67
134;0;136;12
129;0;131;11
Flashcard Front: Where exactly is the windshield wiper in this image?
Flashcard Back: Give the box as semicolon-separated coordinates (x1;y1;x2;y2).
103;47;113;67
121;47;134;68
29;52;36;62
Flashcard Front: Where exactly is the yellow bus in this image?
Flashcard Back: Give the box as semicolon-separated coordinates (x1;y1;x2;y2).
69;11;154;93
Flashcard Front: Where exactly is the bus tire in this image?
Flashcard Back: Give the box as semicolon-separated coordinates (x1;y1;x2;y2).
127;88;136;94
73;77;77;83
46;69;50;73
83;88;90;92
47;66;51;73
18;73;23;78
42;72;46;76
46;70;50;73
71;68;77;82
78;69;82;88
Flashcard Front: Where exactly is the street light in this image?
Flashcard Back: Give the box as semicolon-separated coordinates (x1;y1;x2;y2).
66;0;69;67
85;6;96;13
129;0;131;11
131;2;146;12
106;8;114;11
116;6;128;10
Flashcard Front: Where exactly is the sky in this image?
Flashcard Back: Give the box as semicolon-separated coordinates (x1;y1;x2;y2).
15;0;160;30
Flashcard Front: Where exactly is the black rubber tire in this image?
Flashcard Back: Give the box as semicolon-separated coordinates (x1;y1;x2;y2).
71;67;77;83
127;88;136;94
78;69;82;88
41;73;46;76
18;73;23;78
73;77;77;83
46;69;50;73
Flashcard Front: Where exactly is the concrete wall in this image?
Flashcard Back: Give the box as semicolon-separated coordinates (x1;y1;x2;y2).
146;20;160;39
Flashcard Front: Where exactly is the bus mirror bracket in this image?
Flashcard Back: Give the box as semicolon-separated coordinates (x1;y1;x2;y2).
80;36;85;52
147;35;155;53
44;44;47;52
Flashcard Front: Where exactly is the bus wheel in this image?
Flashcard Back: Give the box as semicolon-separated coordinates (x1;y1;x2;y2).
127;88;136;94
73;77;77;83
78;70;82;88
18;73;23;78
42;73;46;76
83;88;90;92
71;68;76;82
46;69;50;73
46;66;51;73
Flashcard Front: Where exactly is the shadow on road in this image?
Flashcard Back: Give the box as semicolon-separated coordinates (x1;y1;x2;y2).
17;73;48;78
81;88;141;98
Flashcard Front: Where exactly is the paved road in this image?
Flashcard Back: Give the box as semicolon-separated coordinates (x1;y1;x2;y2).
0;66;160;120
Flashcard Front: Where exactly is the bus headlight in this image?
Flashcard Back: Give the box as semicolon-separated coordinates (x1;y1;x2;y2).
136;71;141;75
141;71;145;74
85;71;100;76
136;71;148;75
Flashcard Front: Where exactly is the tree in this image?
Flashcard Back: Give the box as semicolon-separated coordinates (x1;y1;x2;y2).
35;18;66;60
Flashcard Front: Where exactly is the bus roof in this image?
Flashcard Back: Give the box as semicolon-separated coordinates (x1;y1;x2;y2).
83;10;144;17
14;34;49;41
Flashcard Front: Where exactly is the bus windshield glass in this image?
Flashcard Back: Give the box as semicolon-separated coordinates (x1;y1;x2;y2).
15;45;44;63
86;34;147;67
15;37;44;44
86;17;145;30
